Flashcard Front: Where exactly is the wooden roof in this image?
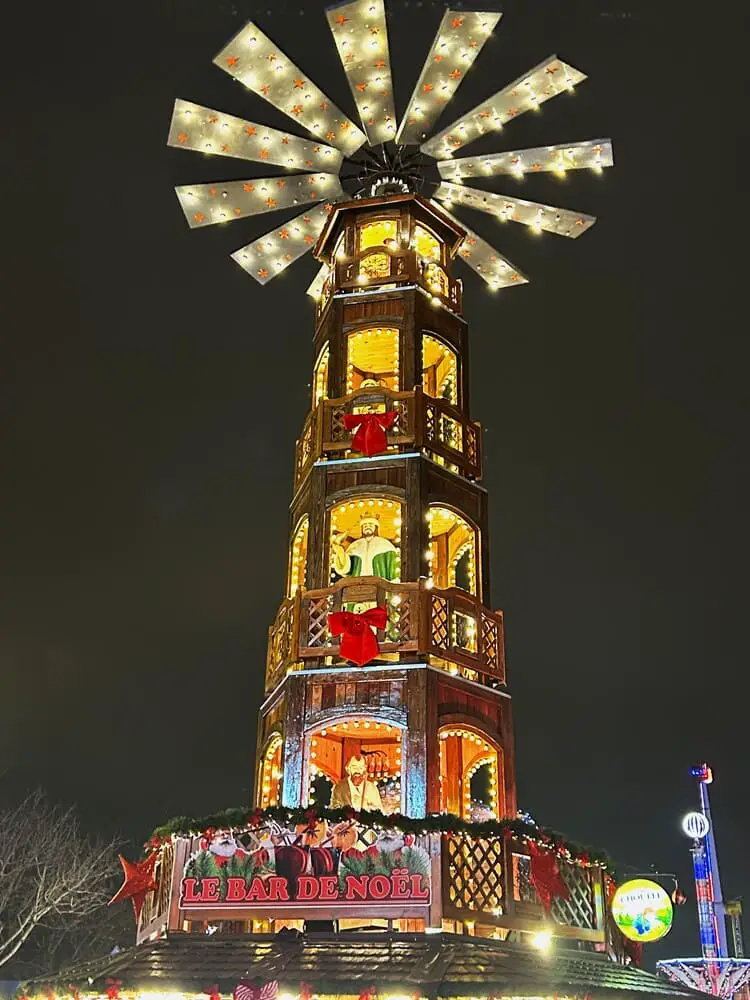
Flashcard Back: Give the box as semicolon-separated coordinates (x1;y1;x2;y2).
24;932;703;999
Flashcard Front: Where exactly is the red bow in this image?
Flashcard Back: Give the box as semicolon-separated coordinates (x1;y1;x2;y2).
343;411;397;456
234;983;278;1000
528;841;570;914
328;606;388;666
105;980;123;1000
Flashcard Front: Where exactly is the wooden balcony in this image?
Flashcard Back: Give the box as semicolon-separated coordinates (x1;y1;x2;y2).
314;244;462;322
265;576;505;694
294;386;482;490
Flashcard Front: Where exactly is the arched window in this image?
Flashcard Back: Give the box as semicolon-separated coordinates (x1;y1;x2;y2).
307;718;403;814
414;224;442;263
329;497;402;584
288;516;309;597
439;727;503;820
428;506;478;595
313;344;329;406
422;333;458;404
359;220;398;252
259;735;283;808
347;327;400;393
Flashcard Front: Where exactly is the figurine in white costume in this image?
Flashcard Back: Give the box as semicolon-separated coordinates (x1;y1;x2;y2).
332;513;398;581
330;754;383;811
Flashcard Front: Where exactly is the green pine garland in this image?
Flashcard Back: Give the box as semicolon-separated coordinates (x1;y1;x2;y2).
146;806;612;870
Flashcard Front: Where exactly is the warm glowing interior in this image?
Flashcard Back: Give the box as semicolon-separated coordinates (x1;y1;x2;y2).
347;327;399;392
439;728;502;820
330;498;402;583
259;735;283;808
359;219;398;252
308;719;402;814
288;516;309;597
422;334;458;404
313;344;329;405
428;506;477;594
414;224;442;262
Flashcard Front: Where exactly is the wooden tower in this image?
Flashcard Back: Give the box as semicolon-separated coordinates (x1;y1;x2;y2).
256;191;516;828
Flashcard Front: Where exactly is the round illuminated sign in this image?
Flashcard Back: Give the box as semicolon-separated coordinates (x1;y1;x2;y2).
611;879;674;943
682;812;710;839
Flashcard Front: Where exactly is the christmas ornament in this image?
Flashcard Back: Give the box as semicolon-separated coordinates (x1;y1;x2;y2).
528;840;570;914
328;606;388;665
108;853;158;921
343;411;397;456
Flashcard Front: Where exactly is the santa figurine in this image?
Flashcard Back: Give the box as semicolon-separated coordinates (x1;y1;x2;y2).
200;830;250;867
330;755;383;811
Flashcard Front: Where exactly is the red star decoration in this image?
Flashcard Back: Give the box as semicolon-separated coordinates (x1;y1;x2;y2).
345;53;354;63
508;107;519;117
451;16;464;28
108;854;158;921
375;59;386;68
335;14;348;24
243;183;254;192
209;188;217;196
423;83;433;92
226;55;238;67
260;84;270;95
208;115;218;123
221;144;230;152
324;202;334;212
245;125;257;136
479;110;490;118
281;136;290;144
304;235;315;244
177;133;188;143
309;190;317;198
294;78;305;88
357;82;368;91
469;40;478;47
546;64;559;74
449;69;462;79
260;149;269;159
193;213;205;222
531;162;542;171
320;101;329;110
326;131;336;140
466;237;476;246
308;176;317;184
291;104;303;115
258;268;269;278
434;54;443;62
266;197;277;208
279;229;290;239
277;180;286;188
267;53;277;61
340;121;351;130
305;159;314;166
284;253;293;261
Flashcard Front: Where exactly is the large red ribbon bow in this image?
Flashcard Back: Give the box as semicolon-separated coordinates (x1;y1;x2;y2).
343;411;397;456
527;841;570;914
328;606;388;666
234;982;278;1000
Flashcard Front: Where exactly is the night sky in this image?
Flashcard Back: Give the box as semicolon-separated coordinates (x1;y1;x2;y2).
3;0;747;967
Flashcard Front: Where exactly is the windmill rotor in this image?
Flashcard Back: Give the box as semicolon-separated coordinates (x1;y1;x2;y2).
168;0;612;290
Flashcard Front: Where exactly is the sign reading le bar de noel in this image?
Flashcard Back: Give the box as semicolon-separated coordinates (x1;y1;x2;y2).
178;820;431;909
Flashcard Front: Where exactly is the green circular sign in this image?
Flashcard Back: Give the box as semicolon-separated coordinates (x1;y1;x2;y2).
611;878;674;943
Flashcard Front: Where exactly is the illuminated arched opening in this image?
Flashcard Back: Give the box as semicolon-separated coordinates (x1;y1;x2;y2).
259;734;283;808
359;219;398;253
313;344;329;406
414;224;442;263
428;505;478;595
439;726;504;820
288;516;309;597
330;497;402;583
347;327;400;393
307;717;403;814
422;333;458;404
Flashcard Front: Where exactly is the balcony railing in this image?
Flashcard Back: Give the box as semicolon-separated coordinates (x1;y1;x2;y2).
314;245;462;321
294;386;482;489
265;577;505;694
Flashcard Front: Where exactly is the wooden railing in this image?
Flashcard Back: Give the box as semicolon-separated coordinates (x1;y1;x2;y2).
294;386;481;490
315;245;462;321
265;577;505;694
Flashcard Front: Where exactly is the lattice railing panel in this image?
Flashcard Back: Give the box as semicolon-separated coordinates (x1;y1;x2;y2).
305;596;333;648
431;594;449;648
445;836;505;914
551;861;597;929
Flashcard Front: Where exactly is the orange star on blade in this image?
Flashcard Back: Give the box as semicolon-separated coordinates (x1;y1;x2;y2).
279;230;290;239
291;105;303;115
226;55;239;67
221;144;230;152
326;131;336;140
209;188;217;196
177;133;188;143
469;40;478;47
208;115;218;123
234;208;241;215
277;180;286;188
479;110;490;118
305;159;313;166
193;213;205;222
449;69;462;79
313;145;321;152
243;183;254;192
357;82;368;91
434;54;443;62
260;85;270;95
452;17;464;28
546;64;559;74
281;136;290;144
324;203;334;212
508;107;519;116
304;235;315;244
423;83;433;92
320;101;329;110
303;216;311;223
266;198;277;208
284;253;293;261
294;78;305;88
260;149;269;159
245;125;257;136
335;14;348;24
375;59;386;68
267;53;277;61
108;854;158;921
258;268;269;278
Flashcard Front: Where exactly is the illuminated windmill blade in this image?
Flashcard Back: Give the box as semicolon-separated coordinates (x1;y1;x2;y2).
307;263;329;300
326;0;397;146
231;204;336;285
168;99;344;172
435;181;596;237
214;22;367;157
437;138;614;181
176;173;343;229
430;199;528;290
421;55;586;159
395;9;502;146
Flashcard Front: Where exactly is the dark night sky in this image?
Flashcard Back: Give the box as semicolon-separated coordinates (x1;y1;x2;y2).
3;0;747;967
